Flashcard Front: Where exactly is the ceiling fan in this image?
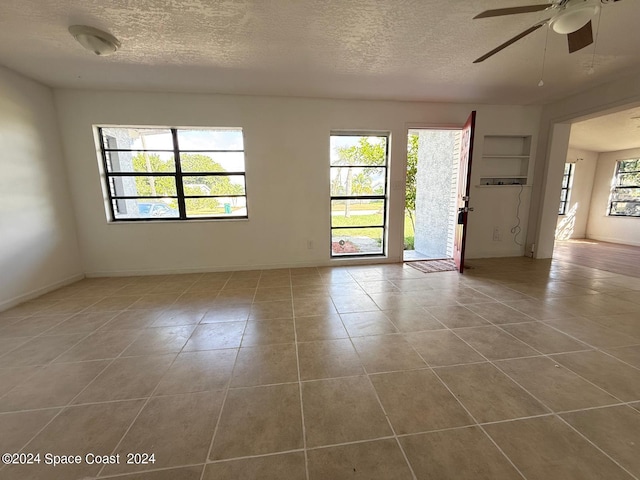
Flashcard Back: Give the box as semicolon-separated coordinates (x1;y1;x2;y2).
473;0;622;63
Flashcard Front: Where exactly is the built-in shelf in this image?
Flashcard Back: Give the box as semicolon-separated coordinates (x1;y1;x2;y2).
479;135;532;186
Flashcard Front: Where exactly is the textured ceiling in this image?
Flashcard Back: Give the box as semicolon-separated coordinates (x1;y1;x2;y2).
570;105;640;152
0;0;639;104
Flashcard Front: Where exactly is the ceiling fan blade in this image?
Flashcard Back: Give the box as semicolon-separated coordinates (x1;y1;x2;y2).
474;4;552;19
473;22;546;63
567;20;594;53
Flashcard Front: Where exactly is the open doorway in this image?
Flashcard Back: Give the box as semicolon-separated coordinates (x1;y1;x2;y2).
404;128;461;262
548;104;640;274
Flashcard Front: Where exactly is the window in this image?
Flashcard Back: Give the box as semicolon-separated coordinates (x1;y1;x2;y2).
609;159;640;217
558;163;574;215
98;127;247;221
330;133;389;257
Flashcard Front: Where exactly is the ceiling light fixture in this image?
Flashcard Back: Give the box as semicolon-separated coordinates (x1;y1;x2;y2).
68;25;120;56
549;1;600;35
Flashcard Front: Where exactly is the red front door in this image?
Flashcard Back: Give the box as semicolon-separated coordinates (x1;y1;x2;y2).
453;111;476;273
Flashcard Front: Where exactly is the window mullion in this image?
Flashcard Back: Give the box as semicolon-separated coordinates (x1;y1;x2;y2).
172;128;187;220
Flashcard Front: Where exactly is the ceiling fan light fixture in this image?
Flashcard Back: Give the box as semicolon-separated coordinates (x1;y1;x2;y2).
69;25;120;56
549;2;600;34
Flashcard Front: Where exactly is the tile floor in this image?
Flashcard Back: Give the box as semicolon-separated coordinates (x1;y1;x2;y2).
0;257;639;479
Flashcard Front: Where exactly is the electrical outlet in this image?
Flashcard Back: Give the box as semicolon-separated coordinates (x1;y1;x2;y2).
493;227;502;242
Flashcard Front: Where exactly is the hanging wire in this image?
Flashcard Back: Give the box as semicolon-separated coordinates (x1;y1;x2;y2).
511;185;524;246
539;25;550;86
589;6;603;75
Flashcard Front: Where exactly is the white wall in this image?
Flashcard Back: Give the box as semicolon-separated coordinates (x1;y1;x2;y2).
586;147;640;246
0;67;82;310
555;147;598;239
54;89;541;275
528;69;640;258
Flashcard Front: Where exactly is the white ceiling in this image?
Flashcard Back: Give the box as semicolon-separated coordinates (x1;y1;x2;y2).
1;0;639;104
570;104;640;152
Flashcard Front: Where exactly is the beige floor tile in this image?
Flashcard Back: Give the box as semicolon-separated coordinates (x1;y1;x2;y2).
293;296;337;317
0;334;85;367
155;349;237;394
249;300;294;320
307;438;413;480
546;316;640;348
484;416;633;480
495;356;619;411
101;465;204;480
604;345;640;368
201;305;251;323
369;293;421;310
340;311;398;337
105;391;224;474
73;354;175;403
292;285;329;298
426;305;490;328
370;369;473;434
215;288;256;305
0;336;31;357
406;330;485;366
2;400;144;480
231;344;298;387
211;383;303;459
331;294;380;314
224;277;260;289
383;307;445;332
471;285;532;302
0;365;41;396
54;329;142;362
465;302;534;324
43;311;118;335
435;363;549;422
454;326;539;360
0;314;71;337
294;314;349;341
0;360;108;412
589;312;640;338
254;287;293;302
357;280;401;294
150;308;205;327
130;293;182;310
407;289;465;308
121;325;196;356
502;298;573;320
551;350;640;401
242;318;295;346
204;452;306;480
0;408;60;453
500;322;589;353
562;405;640;476
100;309;163;331
400;427;522;480
302;376;391;447
259;277;293;289
84;295;142;312
352;335;426;373
183;322;245;351
298;338;364;380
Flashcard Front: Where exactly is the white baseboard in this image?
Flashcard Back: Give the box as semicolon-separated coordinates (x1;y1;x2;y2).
84;257;401;277
586;234;640;247
0;273;85;312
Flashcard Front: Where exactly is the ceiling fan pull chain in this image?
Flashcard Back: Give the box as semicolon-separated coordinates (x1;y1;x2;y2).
539;27;550;86
588;6;603;74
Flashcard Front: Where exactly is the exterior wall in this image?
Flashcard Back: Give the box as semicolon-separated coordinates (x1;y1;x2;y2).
414;130;458;258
